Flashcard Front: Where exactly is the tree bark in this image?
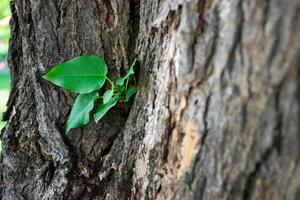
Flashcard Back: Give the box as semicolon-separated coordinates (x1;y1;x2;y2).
1;0;300;199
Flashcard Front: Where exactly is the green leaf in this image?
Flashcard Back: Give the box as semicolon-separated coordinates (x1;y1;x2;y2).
66;91;99;134
118;85;125;93
94;95;120;123
116;59;137;86
125;85;137;102
43;55;107;94
103;90;113;104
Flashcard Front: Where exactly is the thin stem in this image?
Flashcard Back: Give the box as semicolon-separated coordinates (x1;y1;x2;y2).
125;77;129;91
107;77;114;87
107;77;116;96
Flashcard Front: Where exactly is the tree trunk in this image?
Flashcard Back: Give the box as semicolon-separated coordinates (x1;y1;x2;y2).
1;0;300;199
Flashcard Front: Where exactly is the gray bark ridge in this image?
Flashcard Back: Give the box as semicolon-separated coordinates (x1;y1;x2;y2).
1;0;300;200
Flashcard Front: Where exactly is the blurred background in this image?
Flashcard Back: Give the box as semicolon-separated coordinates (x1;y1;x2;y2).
0;0;11;150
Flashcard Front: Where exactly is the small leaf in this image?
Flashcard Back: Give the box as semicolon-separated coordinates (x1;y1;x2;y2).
116;78;124;86
94;95;120;123
117;85;125;93
43;55;107;94
125;85;137;102
103;90;113;104
116;59;137;86
66;91;99;134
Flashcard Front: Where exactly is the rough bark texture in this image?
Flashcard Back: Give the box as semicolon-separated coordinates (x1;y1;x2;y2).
1;0;300;199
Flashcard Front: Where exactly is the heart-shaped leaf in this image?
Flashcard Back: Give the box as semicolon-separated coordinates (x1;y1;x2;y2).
66;91;99;134
103;89;113;104
43;55;107;94
94;95;120;123
116;59;136;86
125;85;137;102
